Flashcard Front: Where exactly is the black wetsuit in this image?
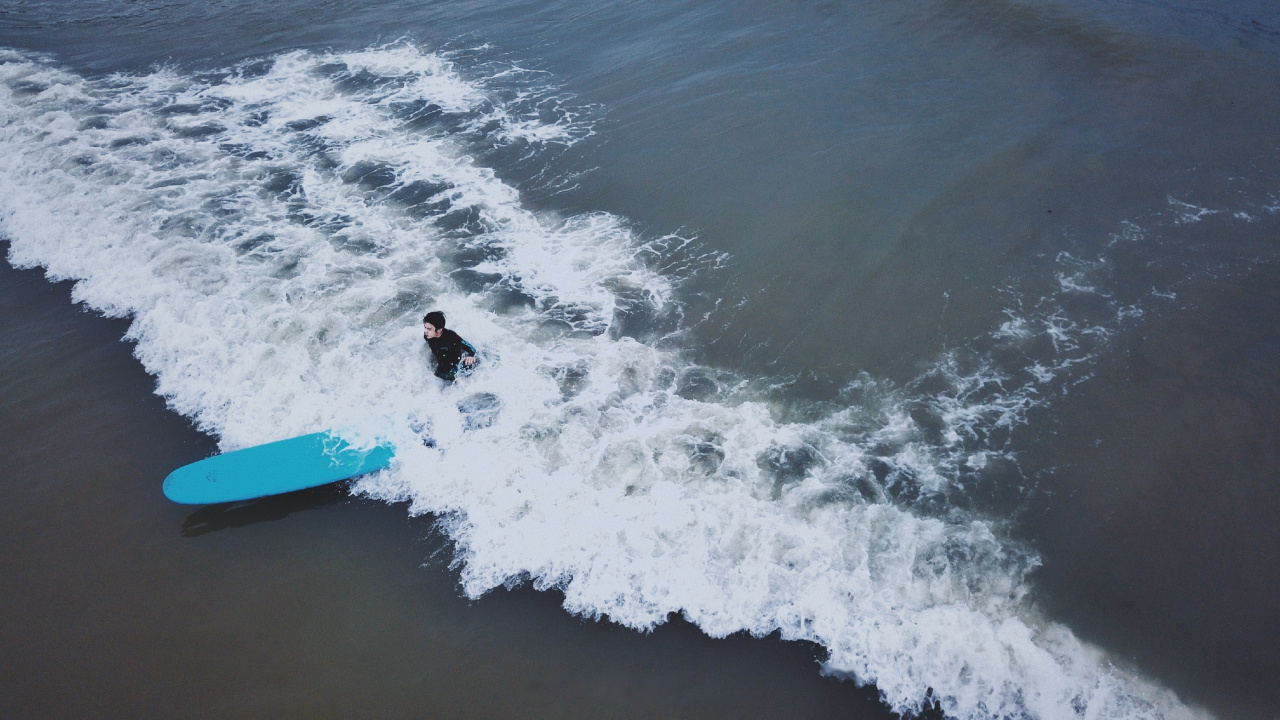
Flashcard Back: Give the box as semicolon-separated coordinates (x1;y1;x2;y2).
426;328;477;381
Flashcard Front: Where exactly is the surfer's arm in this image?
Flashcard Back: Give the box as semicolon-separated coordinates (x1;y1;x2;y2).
461;339;478;366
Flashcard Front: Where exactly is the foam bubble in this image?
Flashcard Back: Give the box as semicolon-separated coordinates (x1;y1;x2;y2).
0;45;1209;720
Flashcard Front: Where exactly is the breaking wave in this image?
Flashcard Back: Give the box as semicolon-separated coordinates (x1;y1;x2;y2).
0;44;1211;719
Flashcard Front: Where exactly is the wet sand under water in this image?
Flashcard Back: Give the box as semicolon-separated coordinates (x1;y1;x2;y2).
0;253;911;719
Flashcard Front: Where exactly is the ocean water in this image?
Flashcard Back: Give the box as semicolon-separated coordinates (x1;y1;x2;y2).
2;1;1278;718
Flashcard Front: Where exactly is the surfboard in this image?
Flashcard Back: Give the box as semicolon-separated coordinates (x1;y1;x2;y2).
163;431;395;505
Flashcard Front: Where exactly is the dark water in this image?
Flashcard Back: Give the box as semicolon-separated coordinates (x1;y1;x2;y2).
0;255;899;719
2;0;1279;718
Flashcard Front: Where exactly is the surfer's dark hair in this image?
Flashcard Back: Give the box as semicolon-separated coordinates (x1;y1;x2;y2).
423;311;446;328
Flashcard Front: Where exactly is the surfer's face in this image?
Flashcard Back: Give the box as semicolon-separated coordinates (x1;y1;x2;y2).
423;322;442;339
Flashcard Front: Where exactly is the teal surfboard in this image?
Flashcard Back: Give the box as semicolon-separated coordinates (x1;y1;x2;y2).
163;432;395;505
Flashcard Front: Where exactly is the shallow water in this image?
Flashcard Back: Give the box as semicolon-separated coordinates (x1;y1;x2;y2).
0;256;902;720
2;1;1278;717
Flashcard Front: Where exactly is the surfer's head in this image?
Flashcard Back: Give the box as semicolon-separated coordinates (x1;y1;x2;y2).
423;311;446;339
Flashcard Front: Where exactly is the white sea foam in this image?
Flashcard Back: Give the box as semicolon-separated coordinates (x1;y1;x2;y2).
0;45;1209;720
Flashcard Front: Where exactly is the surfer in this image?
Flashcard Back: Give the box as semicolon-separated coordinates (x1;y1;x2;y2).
423;311;478;382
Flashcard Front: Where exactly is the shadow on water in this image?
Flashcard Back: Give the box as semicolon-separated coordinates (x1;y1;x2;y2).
180;483;350;537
